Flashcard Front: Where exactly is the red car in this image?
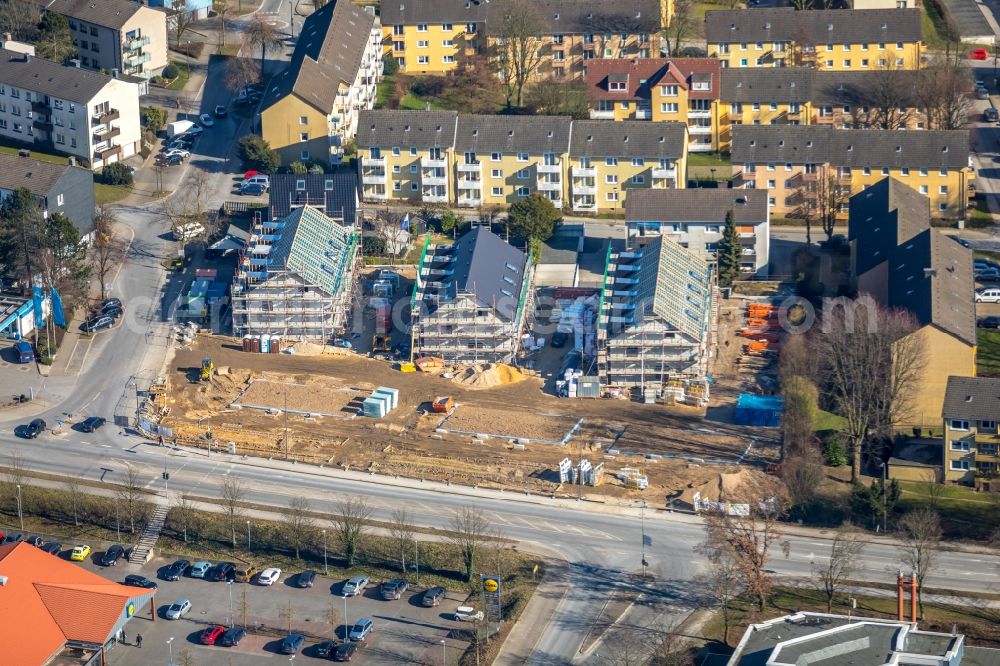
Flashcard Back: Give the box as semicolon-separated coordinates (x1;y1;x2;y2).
970;47;989;60
200;625;226;645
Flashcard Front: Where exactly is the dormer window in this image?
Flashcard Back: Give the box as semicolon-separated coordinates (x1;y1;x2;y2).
609;80;627;92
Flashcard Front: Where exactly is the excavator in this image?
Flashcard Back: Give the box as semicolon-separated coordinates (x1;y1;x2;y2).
199;357;214;382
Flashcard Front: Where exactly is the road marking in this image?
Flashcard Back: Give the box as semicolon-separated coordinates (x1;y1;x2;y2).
101;444;112;448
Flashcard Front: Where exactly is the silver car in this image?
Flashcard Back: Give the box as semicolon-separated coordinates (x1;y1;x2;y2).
342;575;369;596
165;598;191;620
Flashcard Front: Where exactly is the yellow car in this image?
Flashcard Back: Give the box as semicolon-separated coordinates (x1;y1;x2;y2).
70;545;92;562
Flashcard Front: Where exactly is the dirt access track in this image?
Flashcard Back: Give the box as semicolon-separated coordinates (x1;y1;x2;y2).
161;336;780;502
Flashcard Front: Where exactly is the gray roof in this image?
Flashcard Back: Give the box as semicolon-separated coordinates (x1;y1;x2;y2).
720;68;924;105
268;173;359;221
0;48;114;103
45;0;144;30
811;70;923;107
569;120;685;159
423;226;528;322
731;126;970;169
455;114;572;155
0;153;75;195
381;0;660;34
705;8;922;44
721;67;814;104
262;0;375;114
848;177;929;274
942;376;1000;421
356;110;458;149
887;229;975;346
266;205;356;297
626;189;768;224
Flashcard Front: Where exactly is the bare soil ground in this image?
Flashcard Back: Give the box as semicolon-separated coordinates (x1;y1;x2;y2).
161;336;780;502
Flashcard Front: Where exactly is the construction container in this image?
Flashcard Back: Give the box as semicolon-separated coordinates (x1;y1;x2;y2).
260;334;270;354
399;362;416;372
734;393;784;427
242;335;252;352
250;335;260;353
269;336;280;353
577;376;601;398
432;396;454;413
362;394;390;418
373;386;399;410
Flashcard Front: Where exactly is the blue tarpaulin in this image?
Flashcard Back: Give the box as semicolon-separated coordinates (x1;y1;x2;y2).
734;394;784;427
32;285;44;328
50;288;66;327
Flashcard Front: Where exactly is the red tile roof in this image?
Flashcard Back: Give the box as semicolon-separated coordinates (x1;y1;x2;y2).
584;58;721;102
0;542;152;665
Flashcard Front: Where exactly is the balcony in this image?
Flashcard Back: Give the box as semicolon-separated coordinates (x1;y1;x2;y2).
457;161;481;173
125;51;151;66
590;110;615;119
33;118;53;130
652;167;676;179
457;196;482;206
537;179;562;192
95;144;121;161
688;109;712;119
573;200;597;212
634;108;652;120
537;162;561;174
458;177;482;188
422;192;448;203
687;125;712;135
422;172;448;186
421;156;448;169
573;182;596;195
124;35;151;51
31;100;48;114
572;165;596;178
93;126;121;143
362;156;386;168
361;171;386;184
95;108;120;124
363;187;388;200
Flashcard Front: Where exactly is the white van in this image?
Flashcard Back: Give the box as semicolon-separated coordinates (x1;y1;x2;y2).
173;222;205;241
975;288;1000;303
241;174;269;188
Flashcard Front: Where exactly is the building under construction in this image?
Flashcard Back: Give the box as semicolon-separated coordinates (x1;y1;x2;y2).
598;235;713;394
231;205;360;342
411;226;534;364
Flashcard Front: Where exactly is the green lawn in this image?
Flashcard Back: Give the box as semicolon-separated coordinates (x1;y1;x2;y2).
166;61;191;91
978;327;1000;377
897;477;1000;540
688;152;731;169
400;92;441;110
0;140;67;165
375;77;396;108
919;0;957;50
94;183;132;205
814;409;847;432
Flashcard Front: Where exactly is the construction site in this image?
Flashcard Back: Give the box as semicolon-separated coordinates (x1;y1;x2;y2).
152;326;782;503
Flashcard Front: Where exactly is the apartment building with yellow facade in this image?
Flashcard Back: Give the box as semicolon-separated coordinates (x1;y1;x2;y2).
355;110;688;211
260;0;382;167
705;8;923;71
381;0;663;78
730;125;970;219
568;120;686;213
941;377;1000;487
584;58;720;152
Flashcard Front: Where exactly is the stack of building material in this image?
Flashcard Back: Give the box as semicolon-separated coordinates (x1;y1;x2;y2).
363;386;399;418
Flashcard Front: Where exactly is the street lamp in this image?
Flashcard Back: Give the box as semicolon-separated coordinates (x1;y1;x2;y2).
228;581;234;628
342;594;348;642
15;484;23;531
163;446;169;492
115;499;121;541
441;638;447;665
166;637;175;666
881;462;888;533
322;529;328;576
246;520;251;553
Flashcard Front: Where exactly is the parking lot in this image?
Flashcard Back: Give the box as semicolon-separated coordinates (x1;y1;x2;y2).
58;548;473;665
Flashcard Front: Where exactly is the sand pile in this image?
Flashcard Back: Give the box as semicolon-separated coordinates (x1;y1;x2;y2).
452;363;526;389
676;468;781;507
289;342;351;356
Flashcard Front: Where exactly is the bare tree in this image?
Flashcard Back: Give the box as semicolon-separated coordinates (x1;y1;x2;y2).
220;475;247;549
214;0;231;49
279;600;296;633
663;0;696;56
389;507;413;574
114;464;146;534
245;16;283;77
898;508;941;619
171;493;199;543
815;297;925;481
814;531;865;613
177;648;195;666
490;0;545;108
0;0;40;41
703;551;742;646
224;56;260;93
826;66;919;130
91;207;125;298
701;477;788;612
171;1;195;48
324;602;340;639
919;58;973;130
3;448;28;514
282;496;315;560
64;478;81;527
331;497;371;567
448;506;493;582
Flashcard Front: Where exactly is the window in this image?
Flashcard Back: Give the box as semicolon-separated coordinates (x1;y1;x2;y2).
861;59;869;68
982;420;998;430
842;44;850;52
411;183;419;191
393;182;401;191
393;24;404;35
442;23;453;30
300;150;309;160
516;169;529;179
951;439;971;451
769;103;777;111
553;50;564;61
410;165;418;173
825;60;833;67
740;43;747;51
298;116;308;125
784;163;792;171
939;168;947;177
660;103;678;113
410;148;418;156
919;185;928;194
609;80;627;92
89;27;98;36
491;169;502;178
740;59;748;67
466;23;476;33
443;55;455;63
491;152;501;161
951;460;970;471
768;196;775;207
631;158;644;167
901;167;909;176
939;202;948;211
417;40;428;48
392;165;400;173
391;147;400;156
692;80;710;91
767;180;776;188
951;420;970;431
517;152;528;161
392;41;404;50
417;56;429;64
299;132;308;142
863;167;871;176
553;34;564;44
939;185;948;194
752;103;760;111
516;186;529;196
766;163;775;171
605;157;618;166
491;186;503;196
660;85;678;96
416;23;428;31
896;58;904;67
606;192;619;201
920;167;928;176
605;174;618;184
295;179;306;190
630;174;643;184
881;168;889;176
843;60;851;68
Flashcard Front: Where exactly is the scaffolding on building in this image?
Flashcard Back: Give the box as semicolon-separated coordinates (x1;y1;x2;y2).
231;206;360;343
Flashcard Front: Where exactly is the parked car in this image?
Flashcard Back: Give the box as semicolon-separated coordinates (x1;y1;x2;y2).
422;586;446;607
163;148;190;160
976;288;1000;303
551;330;568;348
70;544;92;561
295;570;316;588
214;105;228;118
199;113;215;127
182;125;204;136
986;108;999;123
1;533;22;544
970;47;989;60
234;563;258;583
239;182;267;196
314;640;337;658
348;618;375;641
241;174;270;189
219;626;246;646
25;535;43;547
163;559;190;581
79;417;106;432
455;606;484;622
342;575;369;596
258;567;281;586
81;315;113;332
190;561;212;578
380;578;408;600
19;418;47;439
161;154;184;167
99;544;125;566
979;316;1000;329
165;598;192;619
124;574;158;589
975;268;1000;281
978;87;990;100
41;542;62;555
280;633;305;654
14;340;33;363
200;625;226;645
101;304;123;320
333;642;359;661
211;562;236;581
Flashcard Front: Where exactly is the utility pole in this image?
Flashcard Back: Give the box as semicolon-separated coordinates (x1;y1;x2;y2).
284;388;289;460
881;462;888;533
640;499;648;579
323;529;329;576
16;484;23;530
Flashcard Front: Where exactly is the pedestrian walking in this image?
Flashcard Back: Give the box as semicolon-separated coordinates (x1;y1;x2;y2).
119;629;126;645
136;634;142;648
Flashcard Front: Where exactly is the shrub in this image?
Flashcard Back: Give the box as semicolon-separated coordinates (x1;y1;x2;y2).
237;135;280;173
287;161;308;174
162;64;178;79
383;56;399;76
102;162;134;186
362;235;386;256
140;105;166;133
821;431;848;467
410;76;446;98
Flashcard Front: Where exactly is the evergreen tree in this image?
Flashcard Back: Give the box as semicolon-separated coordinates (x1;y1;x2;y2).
716;209;742;288
0;187;45;290
35;11;76;63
